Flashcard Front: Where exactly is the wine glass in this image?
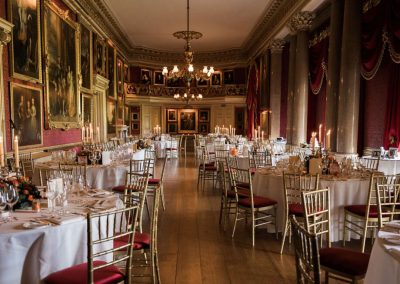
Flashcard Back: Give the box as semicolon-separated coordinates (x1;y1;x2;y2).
46;179;58;214
0;191;7;221
89;151;97;165
5;185;19;218
95;150;101;165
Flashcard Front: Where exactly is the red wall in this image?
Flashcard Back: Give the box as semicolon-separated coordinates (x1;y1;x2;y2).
361;53;390;149
1;0;81;152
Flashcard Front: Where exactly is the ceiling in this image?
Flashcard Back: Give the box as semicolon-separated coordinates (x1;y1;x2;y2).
102;0;273;52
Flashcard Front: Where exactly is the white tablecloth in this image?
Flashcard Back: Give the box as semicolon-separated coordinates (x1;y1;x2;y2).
252;172;370;241
365;222;400;284
35;150;146;190
0;194;119;283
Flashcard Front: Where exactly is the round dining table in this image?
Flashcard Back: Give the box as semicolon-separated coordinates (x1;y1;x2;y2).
0;193;120;283
252;170;371;242
365;221;400;284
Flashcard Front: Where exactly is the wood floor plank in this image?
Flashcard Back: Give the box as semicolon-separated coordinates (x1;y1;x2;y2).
155;154;369;284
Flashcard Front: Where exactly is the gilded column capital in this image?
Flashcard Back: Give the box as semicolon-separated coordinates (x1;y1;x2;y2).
289;11;315;32
269;39;286;53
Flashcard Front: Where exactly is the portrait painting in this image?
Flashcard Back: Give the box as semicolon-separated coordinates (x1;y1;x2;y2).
141;69;151;84
199;109;209;122
223;70;234;85
81;94;92;124
116;57;123;94
106;99;116;135
132;112;139;121
178;109;198;133
107;45;115;98
44;2;80;129
123;64;129;82
93;33;105;76
131;122;140;134
9;0;42;82
167;109;177;122
199;123;209;134
80;22;92;92
10;83;43;148
168;123;177;134
197;77;209;87
211;72;222;86
154;71;165;85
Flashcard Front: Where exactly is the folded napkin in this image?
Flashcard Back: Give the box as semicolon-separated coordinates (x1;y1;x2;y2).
44;215;85;225
386;221;400;229
87;189;113;197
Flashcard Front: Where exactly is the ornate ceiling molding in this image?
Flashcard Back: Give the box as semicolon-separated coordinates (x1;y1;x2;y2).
70;0;315;67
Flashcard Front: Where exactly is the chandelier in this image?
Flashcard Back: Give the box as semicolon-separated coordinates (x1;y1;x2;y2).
173;87;203;103
162;0;214;85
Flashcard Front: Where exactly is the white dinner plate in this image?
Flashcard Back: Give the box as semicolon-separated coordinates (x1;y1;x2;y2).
22;222;49;230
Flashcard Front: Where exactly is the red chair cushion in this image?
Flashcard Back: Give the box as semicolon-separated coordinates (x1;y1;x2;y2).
111;185;126;193
43;260;124;284
166;148;177;151
289;203;304;217
114;232;151;250
148;178;160;185
238;195;277;208
227;189;249;198
320;247;370;276
204;166;217;171
344;205;379;218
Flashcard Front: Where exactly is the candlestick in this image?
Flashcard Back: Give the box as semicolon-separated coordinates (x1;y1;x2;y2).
96;126;100;143
319;124;322;145
326;129;331;150
255;130;258;141
14;136;19;169
261;131;264;142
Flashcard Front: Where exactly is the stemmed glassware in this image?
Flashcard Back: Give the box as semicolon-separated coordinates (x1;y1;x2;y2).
5;184;19;218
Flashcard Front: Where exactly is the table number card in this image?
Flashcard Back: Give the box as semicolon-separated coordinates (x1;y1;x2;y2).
309;158;322;175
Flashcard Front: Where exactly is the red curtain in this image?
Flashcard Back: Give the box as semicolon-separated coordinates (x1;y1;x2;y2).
246;64;259;139
383;62;400;148
307;35;329;141
362;0;400;148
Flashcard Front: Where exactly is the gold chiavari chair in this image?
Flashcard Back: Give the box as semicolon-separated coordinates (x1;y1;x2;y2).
145;149;157;177
280;172;320;254
342;173;389;253
290;215;322;284
165;136;179;158
249;150;272;169
360;156;380;171
19;152;34;179
300;188;370;283
376;174;400;228
230;166;278;246
197;147;217;191
148;157;168;211
43;205;139;284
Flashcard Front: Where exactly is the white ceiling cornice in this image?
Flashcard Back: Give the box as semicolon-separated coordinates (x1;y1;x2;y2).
71;0;319;66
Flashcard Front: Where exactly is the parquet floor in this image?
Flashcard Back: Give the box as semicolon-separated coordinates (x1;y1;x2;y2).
155;154;370;284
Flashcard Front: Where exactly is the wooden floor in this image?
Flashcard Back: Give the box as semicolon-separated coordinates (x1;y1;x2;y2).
155;154;370;284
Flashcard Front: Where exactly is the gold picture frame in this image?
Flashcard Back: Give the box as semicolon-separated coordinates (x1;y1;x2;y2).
81;93;93;125
178;109;198;134
8;0;42;83
43;0;81;129
167;109;177;122
10;82;43;148
79;18;93;93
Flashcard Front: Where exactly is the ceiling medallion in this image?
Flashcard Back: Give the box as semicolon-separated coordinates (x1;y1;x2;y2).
162;0;215;91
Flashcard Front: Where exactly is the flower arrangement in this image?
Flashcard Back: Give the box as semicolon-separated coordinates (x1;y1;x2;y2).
136;139;152;150
0;176;41;209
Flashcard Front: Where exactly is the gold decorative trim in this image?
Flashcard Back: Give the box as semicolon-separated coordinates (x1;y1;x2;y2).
363;0;381;13
289;11;315;32
269;39;286;53
309;28;330;47
125;83;247;98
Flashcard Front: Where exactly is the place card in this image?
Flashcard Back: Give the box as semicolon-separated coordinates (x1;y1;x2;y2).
309;158;322;175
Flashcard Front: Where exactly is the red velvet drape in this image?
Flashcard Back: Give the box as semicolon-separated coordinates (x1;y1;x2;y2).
383;62;400;148
362;0;400;148
307;36;329;141
246;64;259;139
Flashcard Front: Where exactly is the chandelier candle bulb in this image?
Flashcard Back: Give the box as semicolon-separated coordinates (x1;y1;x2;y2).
14;136;19;169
